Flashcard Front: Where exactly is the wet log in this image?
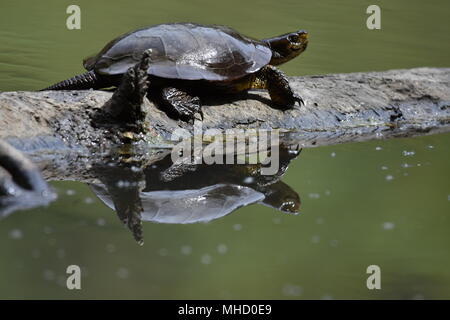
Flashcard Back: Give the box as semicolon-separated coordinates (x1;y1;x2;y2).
0;67;449;153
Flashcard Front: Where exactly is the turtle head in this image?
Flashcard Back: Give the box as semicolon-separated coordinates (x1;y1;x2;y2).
260;181;301;214
264;30;308;66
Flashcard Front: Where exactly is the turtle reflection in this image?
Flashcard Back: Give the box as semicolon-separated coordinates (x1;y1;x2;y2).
90;145;302;244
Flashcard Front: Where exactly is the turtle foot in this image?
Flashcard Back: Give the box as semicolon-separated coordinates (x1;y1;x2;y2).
160;87;203;123
104;49;153;126
120;49;152;107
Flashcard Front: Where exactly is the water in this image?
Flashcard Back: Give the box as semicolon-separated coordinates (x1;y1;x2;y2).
0;0;449;299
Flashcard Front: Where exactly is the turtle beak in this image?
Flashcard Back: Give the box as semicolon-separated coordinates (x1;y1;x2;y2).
290;30;308;51
298;30;308;41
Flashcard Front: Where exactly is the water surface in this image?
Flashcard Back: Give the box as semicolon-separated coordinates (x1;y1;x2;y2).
0;0;449;299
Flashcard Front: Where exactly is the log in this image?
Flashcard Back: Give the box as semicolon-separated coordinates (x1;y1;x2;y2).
1;67;449;154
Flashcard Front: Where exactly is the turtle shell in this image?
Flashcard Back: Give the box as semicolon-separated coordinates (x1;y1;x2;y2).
91;183;265;224
83;23;272;81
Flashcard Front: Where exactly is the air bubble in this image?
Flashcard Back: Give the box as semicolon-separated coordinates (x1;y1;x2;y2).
282;284;303;297
181;245;192;255
116;267;129;279
201;254;212;265
9;229;23;239
382;222;395;230
311;235;320;244
233;224;242;231
217;244;228;254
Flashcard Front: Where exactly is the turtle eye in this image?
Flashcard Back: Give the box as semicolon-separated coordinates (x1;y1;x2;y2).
287;35;298;43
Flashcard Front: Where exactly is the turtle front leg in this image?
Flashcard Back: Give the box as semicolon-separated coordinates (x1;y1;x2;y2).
251;65;304;109
159;87;203;123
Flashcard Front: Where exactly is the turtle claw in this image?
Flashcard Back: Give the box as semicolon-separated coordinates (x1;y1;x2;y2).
294;94;304;106
139;49;153;73
194;109;204;122
177;101;203;123
142;48;153;61
193;112;203;123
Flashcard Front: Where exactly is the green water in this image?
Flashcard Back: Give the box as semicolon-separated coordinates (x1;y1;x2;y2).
0;0;449;299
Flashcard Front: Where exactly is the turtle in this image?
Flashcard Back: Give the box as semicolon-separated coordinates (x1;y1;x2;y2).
89;145;301;244
42;23;308;121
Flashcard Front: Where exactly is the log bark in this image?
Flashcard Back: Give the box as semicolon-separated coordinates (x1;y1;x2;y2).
1;67;449;153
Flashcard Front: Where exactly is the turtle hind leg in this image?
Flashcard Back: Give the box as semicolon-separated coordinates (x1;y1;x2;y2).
250;65;304;109
103;49;152;125
158;87;203;123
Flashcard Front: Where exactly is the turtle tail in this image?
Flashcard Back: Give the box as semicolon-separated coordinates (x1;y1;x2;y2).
41;70;111;91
